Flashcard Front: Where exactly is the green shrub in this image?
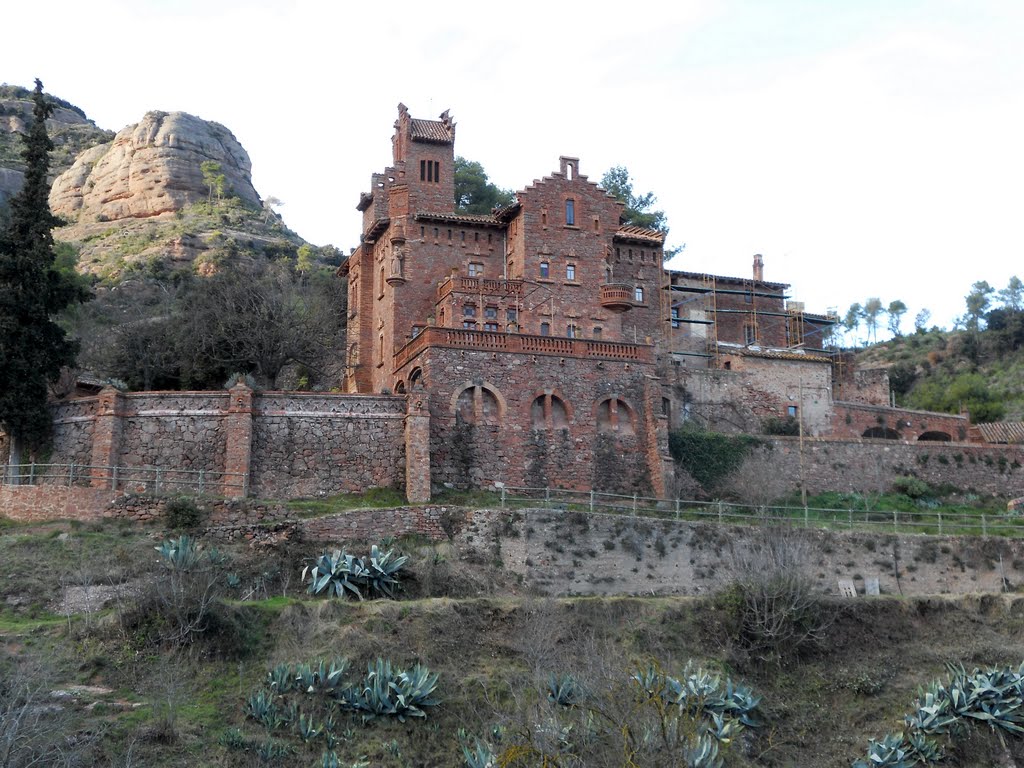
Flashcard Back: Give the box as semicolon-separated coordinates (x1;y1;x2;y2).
669;427;759;490
164;497;205;530
890;476;930;500
762;416;800;436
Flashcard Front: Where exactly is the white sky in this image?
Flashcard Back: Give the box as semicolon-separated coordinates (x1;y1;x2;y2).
4;0;1023;334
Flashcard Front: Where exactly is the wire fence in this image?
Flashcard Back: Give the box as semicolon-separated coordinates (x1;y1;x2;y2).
496;485;1024;538
1;463;247;499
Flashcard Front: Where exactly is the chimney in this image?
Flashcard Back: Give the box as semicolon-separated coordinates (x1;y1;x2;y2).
752;254;764;282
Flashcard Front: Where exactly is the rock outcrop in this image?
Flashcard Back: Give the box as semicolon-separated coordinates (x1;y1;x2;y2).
50;111;260;222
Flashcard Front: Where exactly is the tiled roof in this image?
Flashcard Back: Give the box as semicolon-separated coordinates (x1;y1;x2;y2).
670;269;790;291
410;118;454;144
615;225;665;244
719;344;832;363
976;422;1024;444
413;211;502;226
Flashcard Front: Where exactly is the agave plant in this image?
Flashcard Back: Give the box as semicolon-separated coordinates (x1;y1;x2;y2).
701;711;744;744
631;664;665;698
461;738;496;768
266;662;294;695
345;659;440;722
853;733;913;768
724;679;763;727
547;673;585;708
905;682;958;735
155;535;203;571
297;712;321;743
303;550;367;599
244;689;280;730
904;732;943;764
681;733;723;768
363;544;409;598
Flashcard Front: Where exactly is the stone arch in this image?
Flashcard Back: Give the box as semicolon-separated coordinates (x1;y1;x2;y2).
393;380;407;394
408;367;424;390
594;395;636;436
918;430;952;442
530;389;573;430
863;426;900;440
450;381;505;426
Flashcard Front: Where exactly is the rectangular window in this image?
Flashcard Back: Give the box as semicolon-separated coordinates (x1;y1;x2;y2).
420;160;426;181
462;320;477;329
484;322;499;332
540;322;550;336
745;325;756;345
463;305;476;317
671;307;680;328
593;326;602;339
634;286;644;303
566;324;575;338
539;261;550;278
565;199;575;226
461;231;465;241
411;325;423;338
506;308;518;322
744;291;753;304
468;262;483;277
566;264;576;281
787;405;798;417
484;306;497;319
421;160;439;182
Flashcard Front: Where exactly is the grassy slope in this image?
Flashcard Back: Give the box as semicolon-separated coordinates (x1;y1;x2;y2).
3;516;1024;767
855;327;1024;422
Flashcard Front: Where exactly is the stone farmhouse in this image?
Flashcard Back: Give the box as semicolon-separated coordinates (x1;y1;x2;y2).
339;105;969;497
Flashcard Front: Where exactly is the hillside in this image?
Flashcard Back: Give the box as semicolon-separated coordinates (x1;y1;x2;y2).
3;501;1024;768
854;319;1024;424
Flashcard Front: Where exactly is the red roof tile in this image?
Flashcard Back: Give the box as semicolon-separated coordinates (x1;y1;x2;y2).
615;225;665;244
410;118;454;144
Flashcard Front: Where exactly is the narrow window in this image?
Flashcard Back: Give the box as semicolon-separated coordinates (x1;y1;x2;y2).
787;405;798;417
615;247;620;260
566;324;575;338
541;210;548;226
744;290;752;304
593;216;599;232
745;325;756;345
434;227;439;239
506;308;518;322
593;326;602;339
540;261;550;278
540;322;550;336
565;199;575;226
488;233;492;243
379;267;385;297
474;232;479;241
468;262;483;277
448;229;452;240
420;226;425;237
434;160;440;182
566;162;573;180
634;286;644;303
566;264;576;281
461;230;465;241
420;160;426;181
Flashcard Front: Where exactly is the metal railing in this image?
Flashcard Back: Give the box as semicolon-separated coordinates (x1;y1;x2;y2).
494;485;1024;538
1;463;247;498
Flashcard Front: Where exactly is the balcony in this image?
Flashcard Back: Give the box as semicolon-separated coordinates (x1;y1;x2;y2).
392;327;653;371
438;275;526;300
600;283;634;312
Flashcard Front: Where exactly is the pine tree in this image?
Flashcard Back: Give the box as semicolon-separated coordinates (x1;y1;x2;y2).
0;79;89;466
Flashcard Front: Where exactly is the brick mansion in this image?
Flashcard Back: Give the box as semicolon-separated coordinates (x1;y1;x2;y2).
339;105;969;497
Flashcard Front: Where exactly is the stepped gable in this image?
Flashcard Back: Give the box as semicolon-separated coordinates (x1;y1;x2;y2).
49;111;260;222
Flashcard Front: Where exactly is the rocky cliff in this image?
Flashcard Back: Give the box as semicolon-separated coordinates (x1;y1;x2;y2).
0;84;112;207
50;111;260;222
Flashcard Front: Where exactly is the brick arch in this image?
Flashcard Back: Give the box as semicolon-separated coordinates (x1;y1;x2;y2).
450;381;506;426
918;430;952;442
530;388;573;430
408;367;424;390
592;395;637;436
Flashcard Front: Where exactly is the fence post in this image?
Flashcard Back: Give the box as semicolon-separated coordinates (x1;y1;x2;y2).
545;487;550;509
111;465;118;492
982;514;987;537
633;494;637;515
242;473;249;498
848;507;853;529
718;502;723;524
501;486;507;508
68;463;74;487
675;498;680;520
198;469;205;496
937;512;942;536
893;509;898;533
29;462;36;485
155;468;162;495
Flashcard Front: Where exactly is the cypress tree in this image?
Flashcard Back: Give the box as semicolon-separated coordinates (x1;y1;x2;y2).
0;79;89;465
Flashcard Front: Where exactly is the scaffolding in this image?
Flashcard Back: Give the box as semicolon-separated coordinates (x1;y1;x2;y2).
786;301;805;348
703;274;719;367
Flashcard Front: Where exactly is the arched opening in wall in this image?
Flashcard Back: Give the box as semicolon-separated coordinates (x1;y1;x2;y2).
531;392;571;430
453;384;503;426
863;426;900;440
595;397;636;436
394;380;407;394
408;367;423;390
918;431;952;442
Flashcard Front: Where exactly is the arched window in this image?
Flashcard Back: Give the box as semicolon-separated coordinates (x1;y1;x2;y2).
408;367;423;390
454;384;502;426
531;393;570;430
634;286;644;303
863;426;900;440
595;397;635;436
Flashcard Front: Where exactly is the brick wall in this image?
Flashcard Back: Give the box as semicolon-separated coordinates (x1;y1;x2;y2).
0;485;118;521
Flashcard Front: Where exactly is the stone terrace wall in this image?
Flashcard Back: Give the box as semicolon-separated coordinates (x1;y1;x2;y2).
49;398;99;469
119;392;229;473
745;437;1024;497
249;394;406;498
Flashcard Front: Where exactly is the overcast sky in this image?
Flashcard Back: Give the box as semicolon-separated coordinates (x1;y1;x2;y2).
4;0;1023;335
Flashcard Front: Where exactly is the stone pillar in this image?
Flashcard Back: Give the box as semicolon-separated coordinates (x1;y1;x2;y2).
405;395;431;503
224;383;254;498
90;386;124;487
642;376;674;499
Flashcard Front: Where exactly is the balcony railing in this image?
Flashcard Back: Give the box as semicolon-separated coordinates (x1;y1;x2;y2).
599;283;635;312
438;275;526;299
393;326;653;370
